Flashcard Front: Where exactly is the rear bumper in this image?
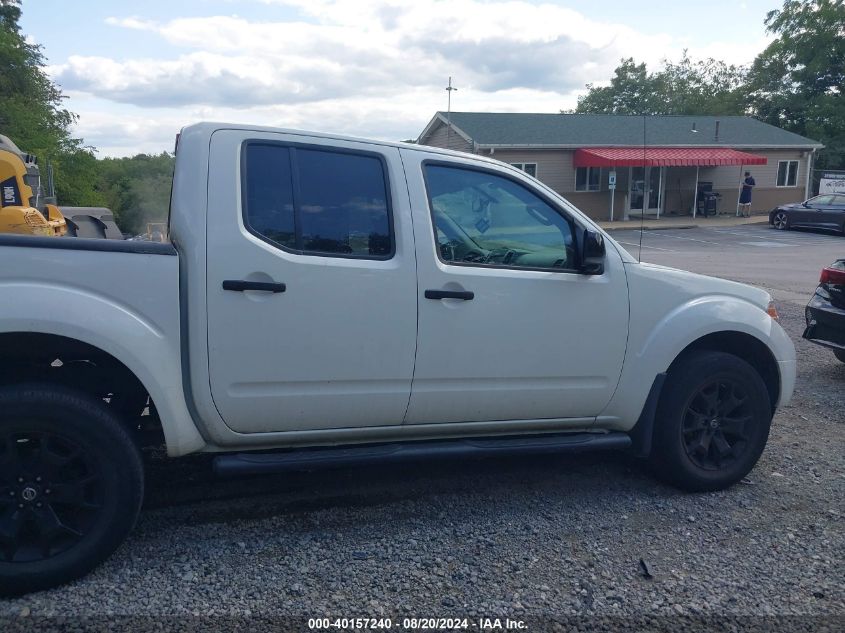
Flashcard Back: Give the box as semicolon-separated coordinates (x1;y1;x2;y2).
803;292;845;351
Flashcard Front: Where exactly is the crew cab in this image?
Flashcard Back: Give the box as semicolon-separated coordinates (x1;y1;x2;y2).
0;123;796;594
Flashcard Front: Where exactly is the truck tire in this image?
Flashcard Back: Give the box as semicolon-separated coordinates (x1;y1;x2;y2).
0;384;143;595
651;351;772;492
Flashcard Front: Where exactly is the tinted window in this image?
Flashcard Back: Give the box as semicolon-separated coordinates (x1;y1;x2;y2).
425;164;575;271
576;167;600;191
297;148;391;256
244;144;296;249
243;143;392;259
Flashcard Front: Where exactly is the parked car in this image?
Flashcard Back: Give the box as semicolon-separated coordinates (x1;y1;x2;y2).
0;122;796;594
804;259;845;362
769;194;845;233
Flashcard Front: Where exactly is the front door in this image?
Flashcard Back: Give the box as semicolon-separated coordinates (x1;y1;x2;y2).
205;130;418;433
630;167;662;214
401;154;629;425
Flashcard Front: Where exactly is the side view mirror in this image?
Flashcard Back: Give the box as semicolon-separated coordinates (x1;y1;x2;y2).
579;229;605;275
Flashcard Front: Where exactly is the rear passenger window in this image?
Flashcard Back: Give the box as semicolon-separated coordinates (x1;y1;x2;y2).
244;145;296;249
243;143;393;259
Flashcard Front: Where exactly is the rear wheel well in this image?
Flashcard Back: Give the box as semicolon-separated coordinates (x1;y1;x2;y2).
0;332;164;447
670;331;780;412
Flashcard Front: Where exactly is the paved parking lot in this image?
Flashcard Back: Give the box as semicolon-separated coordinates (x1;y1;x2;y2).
2;225;843;629
610;223;844;307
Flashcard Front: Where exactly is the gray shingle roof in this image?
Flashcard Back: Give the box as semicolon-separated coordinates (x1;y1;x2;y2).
433;112;822;148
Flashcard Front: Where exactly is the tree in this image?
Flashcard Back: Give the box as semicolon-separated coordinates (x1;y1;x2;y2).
0;0;104;206
746;0;845;170
95;153;175;235
576;53;747;116
576;58;664;115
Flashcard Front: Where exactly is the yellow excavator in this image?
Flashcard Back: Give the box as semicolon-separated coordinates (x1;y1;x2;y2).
0;134;124;239
0;134;67;236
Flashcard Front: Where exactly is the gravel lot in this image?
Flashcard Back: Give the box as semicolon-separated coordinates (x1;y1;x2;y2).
2;224;843;631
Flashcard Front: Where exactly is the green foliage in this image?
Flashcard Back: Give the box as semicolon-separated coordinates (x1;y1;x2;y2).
94;153;175;235
576;53;747;116
747;0;845;170
577;1;844;170
576;58;662;115
0;0;105;207
0;0;173;232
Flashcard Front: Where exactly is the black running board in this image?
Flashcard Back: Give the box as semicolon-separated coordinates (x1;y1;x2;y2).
213;432;632;477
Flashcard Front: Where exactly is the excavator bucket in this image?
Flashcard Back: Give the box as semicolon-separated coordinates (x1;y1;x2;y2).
61;207;125;239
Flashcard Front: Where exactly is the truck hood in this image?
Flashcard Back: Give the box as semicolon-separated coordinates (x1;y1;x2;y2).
625;261;772;311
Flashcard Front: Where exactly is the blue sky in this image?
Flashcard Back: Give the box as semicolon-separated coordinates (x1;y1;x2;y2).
19;0;777;156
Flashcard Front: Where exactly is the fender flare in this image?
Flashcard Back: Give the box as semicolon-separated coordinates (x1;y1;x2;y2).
601;295;792;431
0;281;205;455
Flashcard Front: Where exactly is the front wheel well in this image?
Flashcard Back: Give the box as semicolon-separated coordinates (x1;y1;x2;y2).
670;331;780;412
0;332;164;447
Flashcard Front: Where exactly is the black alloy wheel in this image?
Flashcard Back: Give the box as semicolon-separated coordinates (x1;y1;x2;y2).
651;351;772;492
0;430;104;563
0;384;143;596
680;380;753;471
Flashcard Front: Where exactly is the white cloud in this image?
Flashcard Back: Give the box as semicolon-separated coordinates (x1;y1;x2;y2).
103;16;158;31
48;0;770;156
56;4;652;107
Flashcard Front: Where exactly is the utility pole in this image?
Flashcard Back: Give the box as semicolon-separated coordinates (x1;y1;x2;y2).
445;76;457;149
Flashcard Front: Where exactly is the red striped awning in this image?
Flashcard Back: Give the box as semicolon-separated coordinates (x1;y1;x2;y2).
573;147;768;168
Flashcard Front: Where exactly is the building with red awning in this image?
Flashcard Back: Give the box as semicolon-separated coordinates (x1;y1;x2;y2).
418;113;822;221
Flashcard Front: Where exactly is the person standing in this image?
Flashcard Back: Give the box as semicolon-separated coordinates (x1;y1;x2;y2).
738;171;755;217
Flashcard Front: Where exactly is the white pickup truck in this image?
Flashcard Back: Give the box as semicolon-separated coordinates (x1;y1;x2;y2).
0;123;795;594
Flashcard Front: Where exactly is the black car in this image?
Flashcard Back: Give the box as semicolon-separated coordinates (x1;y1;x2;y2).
770;194;845;233
804;259;845;363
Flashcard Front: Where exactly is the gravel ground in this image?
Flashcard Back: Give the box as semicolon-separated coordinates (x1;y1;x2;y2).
1;231;843;631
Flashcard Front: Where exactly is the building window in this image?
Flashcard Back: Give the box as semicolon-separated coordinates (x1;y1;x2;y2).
243;142;393;259
776;160;799;187
510;163;537;177
575;166;601;192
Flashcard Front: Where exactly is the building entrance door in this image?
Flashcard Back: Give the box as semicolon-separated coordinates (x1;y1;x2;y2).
629;166;662;215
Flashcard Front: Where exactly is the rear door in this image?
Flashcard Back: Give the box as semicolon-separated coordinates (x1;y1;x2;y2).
205;130;417;433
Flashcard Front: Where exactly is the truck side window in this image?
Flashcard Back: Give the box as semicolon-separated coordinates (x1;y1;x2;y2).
296;148;392;257
244;144;296;249
424;164;575;271
243;143;393;259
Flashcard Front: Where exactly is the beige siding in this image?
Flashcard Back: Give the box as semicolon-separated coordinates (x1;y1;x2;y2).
699;149;806;189
711;187;804;214
562;192;614;220
419;119;473;153
489;149;577;193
